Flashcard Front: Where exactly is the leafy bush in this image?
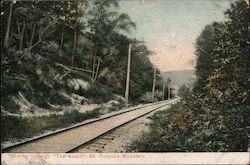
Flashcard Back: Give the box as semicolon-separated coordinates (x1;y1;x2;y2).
1;0;165;115
1;96;20;113
128;101;248;152
139;90;169;103
49;92;72;106
178;84;190;98
107;101;125;113
128;0;249;152
139;92;153;103
83;83;115;103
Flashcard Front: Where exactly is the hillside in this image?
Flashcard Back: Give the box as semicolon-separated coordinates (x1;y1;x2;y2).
1;0;173;142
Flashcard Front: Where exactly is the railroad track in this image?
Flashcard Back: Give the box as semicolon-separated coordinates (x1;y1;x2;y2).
75;130;120;153
2;98;179;153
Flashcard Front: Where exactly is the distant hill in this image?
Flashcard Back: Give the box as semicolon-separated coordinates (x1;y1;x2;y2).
161;70;195;94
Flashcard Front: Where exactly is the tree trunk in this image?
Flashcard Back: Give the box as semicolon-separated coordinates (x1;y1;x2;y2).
25;26;29;48
92;56;96;81
151;66;156;102
17;22;21;35
60;32;64;49
93;58;100;83
19;20;25;51
29;24;36;48
38;28;42;40
10;29;13;43
4;2;13;47
91;42;97;80
71;27;77;66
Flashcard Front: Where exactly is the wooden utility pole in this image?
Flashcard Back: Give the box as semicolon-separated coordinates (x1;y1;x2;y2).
71;27;78;67
92;42;97;81
93;57;100;83
162;81;165;101
168;83;171;100
125;43;132;107
152;66;156;102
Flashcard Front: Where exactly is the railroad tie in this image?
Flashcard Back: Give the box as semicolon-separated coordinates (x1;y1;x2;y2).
85;147;100;152
94;142;107;146
1;99;178;153
101;137;114;140
87;144;103;148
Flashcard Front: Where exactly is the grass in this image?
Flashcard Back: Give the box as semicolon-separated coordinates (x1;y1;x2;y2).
1;108;102;142
1;101;126;142
126;100;249;152
107;102;125;113
126;103;187;152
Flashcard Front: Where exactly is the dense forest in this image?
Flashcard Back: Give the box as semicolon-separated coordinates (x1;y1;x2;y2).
128;0;249;152
1;0;171;141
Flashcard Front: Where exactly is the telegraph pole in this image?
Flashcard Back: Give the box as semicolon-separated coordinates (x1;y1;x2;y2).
93;57;100;83
162;81;165;101
125;43;132;107
152;66;156;102
168;83;171;100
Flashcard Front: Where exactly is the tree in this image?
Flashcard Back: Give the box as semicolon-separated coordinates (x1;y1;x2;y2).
178;84;190;98
3;1;14;47
129;0;249;152
87;0;136;82
1;0;160;116
191;0;249;151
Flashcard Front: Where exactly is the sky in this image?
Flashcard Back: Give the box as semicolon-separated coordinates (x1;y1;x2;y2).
119;0;236;72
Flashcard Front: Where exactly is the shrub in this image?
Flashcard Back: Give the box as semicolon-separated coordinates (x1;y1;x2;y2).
49;92;72;105
127;100;248;152
83;83;115;103
139;90;164;103
1;96;20;113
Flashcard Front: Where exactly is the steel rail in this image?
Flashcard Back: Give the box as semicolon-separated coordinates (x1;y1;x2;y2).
67;100;178;153
1;98;179;153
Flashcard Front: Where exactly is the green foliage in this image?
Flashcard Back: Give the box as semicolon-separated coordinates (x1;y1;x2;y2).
1;51;73;109
1;0;169;144
1;0;159;113
128;102;248;152
83;83;115;104
186;0;249;151
128;0;249;152
128;103;188;152
49;92;72;106
139;90;166;103
178;84;190;98
1;96;20;113
139;92;153;103
107;101;125;113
